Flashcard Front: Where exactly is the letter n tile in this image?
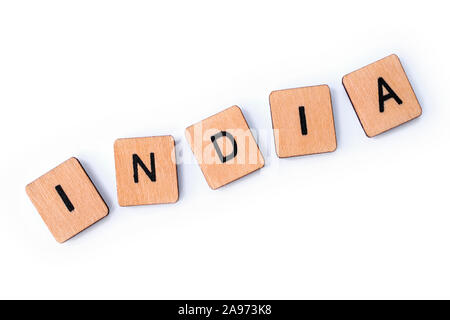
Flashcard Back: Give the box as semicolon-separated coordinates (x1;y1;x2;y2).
114;136;179;206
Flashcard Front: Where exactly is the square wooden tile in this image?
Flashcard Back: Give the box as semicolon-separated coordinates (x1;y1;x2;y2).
25;157;109;243
342;54;422;137
114;135;178;206
185;105;264;189
269;85;337;158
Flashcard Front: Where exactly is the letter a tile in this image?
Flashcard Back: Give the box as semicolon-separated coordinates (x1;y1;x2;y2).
114;136;179;206
25;157;109;243
342;54;422;137
185;106;264;189
269;85;337;158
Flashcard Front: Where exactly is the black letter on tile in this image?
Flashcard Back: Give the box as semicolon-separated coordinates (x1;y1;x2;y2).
378;77;403;113
299;106;308;135
133;153;156;183
211;131;238;163
55;185;74;212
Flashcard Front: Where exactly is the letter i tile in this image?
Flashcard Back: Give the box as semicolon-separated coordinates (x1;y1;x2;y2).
269;84;337;158
25;157;109;243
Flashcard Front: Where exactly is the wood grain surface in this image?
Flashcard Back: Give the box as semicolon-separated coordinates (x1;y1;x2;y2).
25;157;109;243
269;85;337;158
185;105;264;189
342;54;422;137
114;135;178;206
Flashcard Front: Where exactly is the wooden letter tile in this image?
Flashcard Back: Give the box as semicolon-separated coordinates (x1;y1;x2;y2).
269;85;337;158
25;157;109;243
185;105;264;189
114;135;179;206
342;54;422;137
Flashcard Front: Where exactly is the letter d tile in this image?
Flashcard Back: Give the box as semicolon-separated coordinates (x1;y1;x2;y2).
185;105;264;189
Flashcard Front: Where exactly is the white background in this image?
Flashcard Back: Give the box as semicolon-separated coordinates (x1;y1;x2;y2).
1;0;449;299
